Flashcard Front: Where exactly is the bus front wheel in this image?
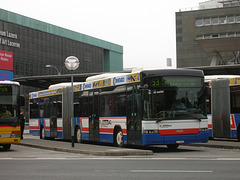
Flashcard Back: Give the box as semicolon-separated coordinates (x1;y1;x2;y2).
114;129;123;147
3;144;11;150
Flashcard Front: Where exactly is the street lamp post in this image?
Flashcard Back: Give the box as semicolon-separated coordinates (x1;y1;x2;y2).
64;56;79;148
46;65;61;75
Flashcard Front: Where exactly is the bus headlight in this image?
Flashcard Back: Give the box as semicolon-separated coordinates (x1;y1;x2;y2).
142;130;158;134
199;128;208;132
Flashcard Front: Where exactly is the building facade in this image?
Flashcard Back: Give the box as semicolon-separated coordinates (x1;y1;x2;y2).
176;0;240;68
0;8;123;80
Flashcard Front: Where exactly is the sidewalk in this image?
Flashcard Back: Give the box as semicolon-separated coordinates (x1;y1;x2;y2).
20;130;240;156
185;138;240;150
20;132;153;156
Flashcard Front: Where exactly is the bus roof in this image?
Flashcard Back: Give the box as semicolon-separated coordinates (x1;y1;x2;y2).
49;82;82;89
30;68;204;99
205;75;240;86
0;80;20;86
205;75;240;80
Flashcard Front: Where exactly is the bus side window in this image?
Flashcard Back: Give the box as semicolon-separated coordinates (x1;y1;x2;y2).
80;91;88;117
30;99;40;118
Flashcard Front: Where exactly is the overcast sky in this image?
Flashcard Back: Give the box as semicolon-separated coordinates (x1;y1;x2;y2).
1;0;203;69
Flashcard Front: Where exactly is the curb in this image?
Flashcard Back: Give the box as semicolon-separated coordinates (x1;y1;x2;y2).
19;142;153;156
184;143;240;150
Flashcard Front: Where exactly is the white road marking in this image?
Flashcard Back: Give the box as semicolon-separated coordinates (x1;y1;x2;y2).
0;157;240;161
130;170;213;173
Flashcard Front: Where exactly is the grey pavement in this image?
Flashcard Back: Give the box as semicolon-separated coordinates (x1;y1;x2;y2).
20;129;240;156
21;130;153;156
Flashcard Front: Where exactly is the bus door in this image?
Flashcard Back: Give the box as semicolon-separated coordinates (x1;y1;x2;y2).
211;79;231;138
89;91;100;142
49;96;60;138
62;86;71;140
126;85;142;145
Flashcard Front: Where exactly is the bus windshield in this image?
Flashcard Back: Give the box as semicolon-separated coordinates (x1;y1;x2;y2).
143;76;207;120
0;84;20;123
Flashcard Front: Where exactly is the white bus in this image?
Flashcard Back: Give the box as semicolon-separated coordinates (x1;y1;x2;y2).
29;68;208;149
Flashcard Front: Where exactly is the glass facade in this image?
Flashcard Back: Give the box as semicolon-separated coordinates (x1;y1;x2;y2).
0;20;104;77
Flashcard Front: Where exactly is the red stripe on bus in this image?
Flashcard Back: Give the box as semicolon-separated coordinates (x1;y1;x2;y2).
81;127;89;132
29;126;40;130
57;127;63;131
100;128;127;135
159;128;199;135
230;114;236;129
100;128;113;133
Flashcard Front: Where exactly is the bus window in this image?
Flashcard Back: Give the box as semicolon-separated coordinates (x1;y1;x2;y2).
230;86;240;113
80;91;89;117
74;92;80;117
43;97;51;118
114;86;126;116
30;99;40;118
100;87;115;117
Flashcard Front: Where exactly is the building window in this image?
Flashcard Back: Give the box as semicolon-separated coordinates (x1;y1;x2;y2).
212;34;219;39
220;16;227;24
204;35;211;39
236;15;240;23
220;34;227;38
196;18;203;26
228;16;235;23
212;17;219;25
228;33;235;37
176;37;182;42
196;35;204;40
204;18;211;25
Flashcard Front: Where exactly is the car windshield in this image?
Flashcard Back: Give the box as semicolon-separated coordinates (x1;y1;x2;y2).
143;81;207;120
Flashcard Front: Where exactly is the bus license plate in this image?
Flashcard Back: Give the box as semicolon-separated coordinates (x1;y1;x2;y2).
176;140;184;144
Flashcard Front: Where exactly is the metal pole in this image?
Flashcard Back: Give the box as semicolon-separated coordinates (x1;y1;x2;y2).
71;71;74;147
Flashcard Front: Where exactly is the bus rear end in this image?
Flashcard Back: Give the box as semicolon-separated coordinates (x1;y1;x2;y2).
141;69;208;148
0;81;21;150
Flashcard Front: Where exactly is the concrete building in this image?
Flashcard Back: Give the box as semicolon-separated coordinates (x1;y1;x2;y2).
176;0;240;68
0;8;123;81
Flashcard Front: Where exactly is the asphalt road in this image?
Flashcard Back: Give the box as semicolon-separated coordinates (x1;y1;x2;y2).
1;144;240;179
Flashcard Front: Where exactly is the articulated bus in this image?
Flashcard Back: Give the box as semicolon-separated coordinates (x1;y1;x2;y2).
0;81;21;150
205;75;240;141
29;68;208;149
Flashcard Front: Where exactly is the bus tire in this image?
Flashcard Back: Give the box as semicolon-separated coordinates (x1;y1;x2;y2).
114;128;123;147
3;144;11;150
40;126;45;139
167;144;179;150
75;126;82;143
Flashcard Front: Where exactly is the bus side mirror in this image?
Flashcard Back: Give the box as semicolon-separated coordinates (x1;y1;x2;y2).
142;89;148;101
20;96;25;106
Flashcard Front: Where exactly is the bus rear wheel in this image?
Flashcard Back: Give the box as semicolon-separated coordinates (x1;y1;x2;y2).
40;127;45;139
114;129;123;147
75;126;82;143
3;144;11;150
